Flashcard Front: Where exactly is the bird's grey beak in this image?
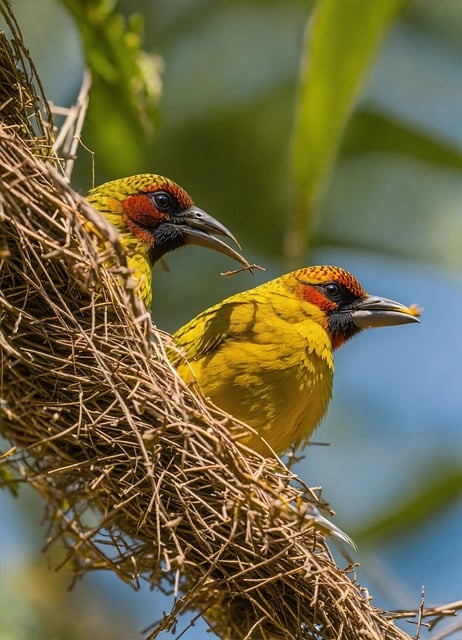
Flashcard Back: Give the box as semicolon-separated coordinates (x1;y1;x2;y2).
179;206;250;268
351;294;421;329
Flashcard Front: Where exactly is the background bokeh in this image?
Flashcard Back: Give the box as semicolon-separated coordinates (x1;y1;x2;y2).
1;1;462;638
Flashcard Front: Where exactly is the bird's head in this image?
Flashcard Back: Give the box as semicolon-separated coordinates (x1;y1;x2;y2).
291;266;420;349
88;174;248;267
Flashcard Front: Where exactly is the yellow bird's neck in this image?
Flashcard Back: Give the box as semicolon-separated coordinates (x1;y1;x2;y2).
87;191;154;308
260;274;335;363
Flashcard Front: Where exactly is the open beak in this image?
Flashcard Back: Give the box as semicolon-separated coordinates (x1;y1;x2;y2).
351;294;421;329
178;206;250;268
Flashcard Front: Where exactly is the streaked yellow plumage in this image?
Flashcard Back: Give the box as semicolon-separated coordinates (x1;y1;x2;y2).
87;175;156;307
87;174;249;308
172;266;420;456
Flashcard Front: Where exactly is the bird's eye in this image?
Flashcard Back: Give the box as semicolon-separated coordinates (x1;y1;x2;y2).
324;283;340;298
153;191;172;210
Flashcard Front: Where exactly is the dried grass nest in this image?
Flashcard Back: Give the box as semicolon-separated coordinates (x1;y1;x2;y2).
0;4;458;639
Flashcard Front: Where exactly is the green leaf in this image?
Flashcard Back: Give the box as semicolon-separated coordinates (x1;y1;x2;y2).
351;460;462;545
319;153;462;267
342;109;462;170
287;0;405;264
61;0;162;139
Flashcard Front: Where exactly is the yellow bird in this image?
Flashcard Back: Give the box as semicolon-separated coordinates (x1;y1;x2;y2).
87;174;249;308
172;265;420;456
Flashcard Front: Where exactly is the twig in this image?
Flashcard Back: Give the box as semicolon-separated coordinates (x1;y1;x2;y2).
52;69;92;181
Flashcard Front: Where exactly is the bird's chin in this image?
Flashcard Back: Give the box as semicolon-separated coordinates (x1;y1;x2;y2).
147;226;185;264
328;312;360;347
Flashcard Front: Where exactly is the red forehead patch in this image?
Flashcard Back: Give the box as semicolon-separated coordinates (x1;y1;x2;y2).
296;266;367;297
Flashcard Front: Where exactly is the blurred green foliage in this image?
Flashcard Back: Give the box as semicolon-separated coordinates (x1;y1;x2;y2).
63;0;462;275
354;460;462;545
288;0;405;264
62;0;162;175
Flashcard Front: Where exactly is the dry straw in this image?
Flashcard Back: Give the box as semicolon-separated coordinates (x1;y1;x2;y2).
0;4;459;639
